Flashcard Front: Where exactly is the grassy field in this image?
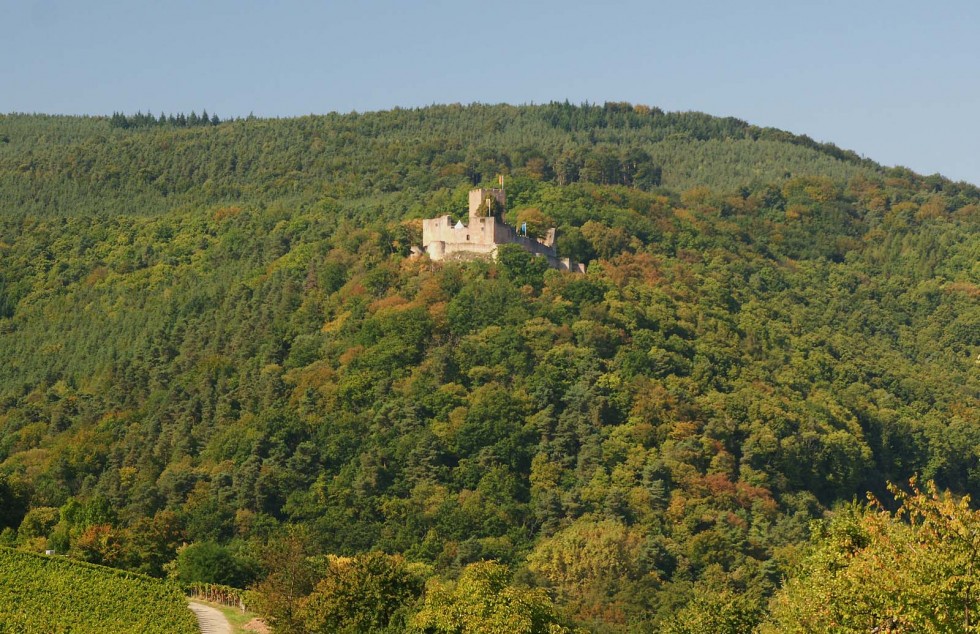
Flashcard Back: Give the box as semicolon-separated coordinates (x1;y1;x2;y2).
206;601;264;632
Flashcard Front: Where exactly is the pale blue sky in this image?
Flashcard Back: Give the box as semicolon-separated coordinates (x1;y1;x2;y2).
4;0;980;184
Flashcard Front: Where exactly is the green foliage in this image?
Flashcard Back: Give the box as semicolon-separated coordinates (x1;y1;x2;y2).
109;110;223;129
2;102;939;223
0;103;977;632
175;541;259;588
0;546;197;633
660;580;764;634
497;243;550;290
15;507;58;546
0;472;29;531
300;552;424;634
411;560;572;634
761;480;980;633
528;517;646;596
251;534;319;633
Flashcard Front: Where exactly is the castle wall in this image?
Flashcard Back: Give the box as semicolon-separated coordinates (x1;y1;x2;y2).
492;221;559;259
423;215;495;247
434;242;497;260
420;188;584;273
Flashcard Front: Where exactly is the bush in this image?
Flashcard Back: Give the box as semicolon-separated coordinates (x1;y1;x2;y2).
300;552;424;634
175;541;258;588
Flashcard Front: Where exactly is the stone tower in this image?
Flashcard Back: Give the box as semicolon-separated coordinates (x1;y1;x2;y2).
468;188;507;220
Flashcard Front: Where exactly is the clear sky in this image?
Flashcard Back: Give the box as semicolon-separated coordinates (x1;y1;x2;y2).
4;0;980;184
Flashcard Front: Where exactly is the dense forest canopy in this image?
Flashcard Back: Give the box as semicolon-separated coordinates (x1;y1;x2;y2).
0;102;977;632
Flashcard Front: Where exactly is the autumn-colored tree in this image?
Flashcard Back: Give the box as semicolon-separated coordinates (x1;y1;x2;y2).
251;534;319;633
411;560;572;634
514;208;555;241
300;552;424;634
129;510;185;577
71;524;132;568
762;479;980;633
580;221;632;260
660;583;763;634
527;517;647;624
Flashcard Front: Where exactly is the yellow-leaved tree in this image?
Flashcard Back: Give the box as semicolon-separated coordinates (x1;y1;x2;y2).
761;479;980;633
411;560;574;634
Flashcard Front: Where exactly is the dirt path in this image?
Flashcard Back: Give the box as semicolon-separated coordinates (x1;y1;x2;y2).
188;601;232;634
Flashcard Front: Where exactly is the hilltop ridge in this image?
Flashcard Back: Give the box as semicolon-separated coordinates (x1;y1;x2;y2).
2;103;976;222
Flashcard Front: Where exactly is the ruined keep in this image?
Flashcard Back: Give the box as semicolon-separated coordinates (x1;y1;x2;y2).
420;188;586;273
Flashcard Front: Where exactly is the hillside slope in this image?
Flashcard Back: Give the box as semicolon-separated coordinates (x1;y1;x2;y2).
0;103;977;631
0;546;198;633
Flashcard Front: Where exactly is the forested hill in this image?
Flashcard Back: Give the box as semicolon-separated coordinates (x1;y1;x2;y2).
0;103;978;632
5;102;976;221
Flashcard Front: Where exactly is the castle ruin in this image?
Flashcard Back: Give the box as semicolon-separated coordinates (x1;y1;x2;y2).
420;188;585;273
